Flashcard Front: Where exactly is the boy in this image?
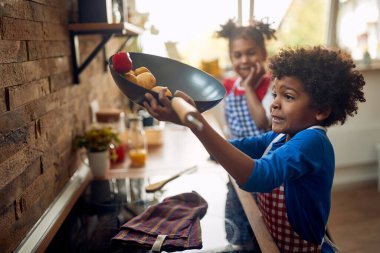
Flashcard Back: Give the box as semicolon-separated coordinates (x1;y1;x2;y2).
143;46;365;252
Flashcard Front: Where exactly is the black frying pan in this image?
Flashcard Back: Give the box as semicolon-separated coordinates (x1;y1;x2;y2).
109;52;226;113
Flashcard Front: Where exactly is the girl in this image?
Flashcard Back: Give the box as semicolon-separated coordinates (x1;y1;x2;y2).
143;46;365;252
216;19;276;139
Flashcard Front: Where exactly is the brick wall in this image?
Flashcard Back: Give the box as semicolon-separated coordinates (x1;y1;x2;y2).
0;1;128;252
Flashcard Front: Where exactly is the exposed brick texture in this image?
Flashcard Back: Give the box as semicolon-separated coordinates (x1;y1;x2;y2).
7;78;50;109
28;40;70;60
49;71;72;92
0;1;128;252
1;1;45;21
0;89;6;112
2;17;44;40
0;40;27;63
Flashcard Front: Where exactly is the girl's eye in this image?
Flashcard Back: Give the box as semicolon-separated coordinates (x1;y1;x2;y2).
271;92;277;98
233;53;242;59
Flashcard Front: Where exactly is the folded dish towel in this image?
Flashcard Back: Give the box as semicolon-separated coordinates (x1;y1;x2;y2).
112;191;208;252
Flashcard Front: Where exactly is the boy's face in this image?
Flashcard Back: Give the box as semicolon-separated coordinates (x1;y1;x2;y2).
229;38;267;79
270;76;321;139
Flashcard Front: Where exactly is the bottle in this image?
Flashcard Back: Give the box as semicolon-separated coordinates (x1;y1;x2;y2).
95;108;127;163
128;115;147;168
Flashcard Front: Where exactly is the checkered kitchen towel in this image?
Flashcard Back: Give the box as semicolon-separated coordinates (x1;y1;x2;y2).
112;191;208;252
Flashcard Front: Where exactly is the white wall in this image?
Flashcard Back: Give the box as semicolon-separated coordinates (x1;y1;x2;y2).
328;68;380;184
328;68;380;167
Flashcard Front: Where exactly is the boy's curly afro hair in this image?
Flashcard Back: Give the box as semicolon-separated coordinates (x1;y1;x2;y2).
269;46;366;127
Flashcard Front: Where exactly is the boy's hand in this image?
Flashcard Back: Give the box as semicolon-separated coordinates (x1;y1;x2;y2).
241;62;265;90
143;89;196;126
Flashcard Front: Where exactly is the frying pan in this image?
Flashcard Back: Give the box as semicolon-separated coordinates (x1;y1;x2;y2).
108;52;226;113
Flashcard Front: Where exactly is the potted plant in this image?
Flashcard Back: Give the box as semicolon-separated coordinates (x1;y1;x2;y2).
74;127;120;177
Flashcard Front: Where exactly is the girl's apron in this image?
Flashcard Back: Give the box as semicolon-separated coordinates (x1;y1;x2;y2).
257;126;340;253
225;77;269;139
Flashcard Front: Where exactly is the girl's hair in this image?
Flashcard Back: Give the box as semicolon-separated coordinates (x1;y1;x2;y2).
216;18;276;51
269;46;366;127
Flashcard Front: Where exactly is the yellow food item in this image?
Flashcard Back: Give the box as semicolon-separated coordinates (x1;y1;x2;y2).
129;148;147;167
151;86;172;96
136;72;156;89
134;66;150;75
125;72;137;84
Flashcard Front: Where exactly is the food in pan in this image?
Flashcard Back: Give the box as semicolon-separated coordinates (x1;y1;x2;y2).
134;66;150;75
125;71;138;84
113;51;174;96
151;86;173;96
112;52;133;73
136;72;156;90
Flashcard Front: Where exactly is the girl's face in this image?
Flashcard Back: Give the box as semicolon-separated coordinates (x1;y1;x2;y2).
229;37;267;79
270;76;324;140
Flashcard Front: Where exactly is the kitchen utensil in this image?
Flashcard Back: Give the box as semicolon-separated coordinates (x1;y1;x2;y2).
145;165;197;193
108;52;226;113
171;97;204;130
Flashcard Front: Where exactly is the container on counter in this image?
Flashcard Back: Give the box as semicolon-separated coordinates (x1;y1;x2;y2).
95;108;127;163
127;115;147;168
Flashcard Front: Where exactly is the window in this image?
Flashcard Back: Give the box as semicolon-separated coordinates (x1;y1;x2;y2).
133;0;237;68
266;0;329;55
131;0;379;69
337;0;380;64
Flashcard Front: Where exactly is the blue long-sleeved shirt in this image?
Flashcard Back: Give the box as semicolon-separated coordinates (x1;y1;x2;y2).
230;128;334;250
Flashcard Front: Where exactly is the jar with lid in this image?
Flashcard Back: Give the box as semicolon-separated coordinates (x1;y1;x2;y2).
95;108;127;163
128;115;147;168
95;108;126;133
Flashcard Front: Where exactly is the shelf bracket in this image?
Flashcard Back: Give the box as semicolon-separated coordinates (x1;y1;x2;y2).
68;22;144;84
70;32;113;84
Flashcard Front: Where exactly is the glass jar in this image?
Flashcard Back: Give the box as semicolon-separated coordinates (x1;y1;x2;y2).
95;108;127;163
95;108;126;133
128;116;147;168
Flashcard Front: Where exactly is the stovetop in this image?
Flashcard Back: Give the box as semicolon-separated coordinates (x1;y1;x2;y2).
46;170;260;253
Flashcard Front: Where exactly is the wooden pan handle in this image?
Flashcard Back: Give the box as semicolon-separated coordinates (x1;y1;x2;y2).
171;97;203;131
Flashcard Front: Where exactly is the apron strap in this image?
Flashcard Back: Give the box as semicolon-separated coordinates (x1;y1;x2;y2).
322;234;341;253
262;125;326;157
263;133;285;156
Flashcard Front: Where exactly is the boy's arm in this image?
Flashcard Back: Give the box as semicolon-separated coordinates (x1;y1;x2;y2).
191;113;254;184
143;91;254;185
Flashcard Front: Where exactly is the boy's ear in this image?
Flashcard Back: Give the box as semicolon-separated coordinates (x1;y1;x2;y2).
316;106;332;121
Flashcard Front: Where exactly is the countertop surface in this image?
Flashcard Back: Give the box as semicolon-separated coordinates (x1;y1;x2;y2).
16;112;279;253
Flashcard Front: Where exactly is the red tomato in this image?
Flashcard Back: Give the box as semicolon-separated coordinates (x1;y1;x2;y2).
110;144;126;164
112;52;133;73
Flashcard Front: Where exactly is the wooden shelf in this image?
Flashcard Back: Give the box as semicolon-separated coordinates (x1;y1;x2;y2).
68;22;144;84
68;22;144;35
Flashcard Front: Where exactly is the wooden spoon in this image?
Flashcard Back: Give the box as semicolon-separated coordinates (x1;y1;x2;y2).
145;165;197;193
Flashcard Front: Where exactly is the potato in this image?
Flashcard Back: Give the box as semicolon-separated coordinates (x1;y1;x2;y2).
126;70;135;75
151;86;172;96
136;72;156;89
134;67;150;76
125;72;138;84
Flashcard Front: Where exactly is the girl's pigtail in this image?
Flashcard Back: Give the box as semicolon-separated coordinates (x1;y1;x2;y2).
216;19;237;39
253;19;277;41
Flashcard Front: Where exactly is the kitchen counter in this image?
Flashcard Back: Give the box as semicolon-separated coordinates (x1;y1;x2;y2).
15;112;279;253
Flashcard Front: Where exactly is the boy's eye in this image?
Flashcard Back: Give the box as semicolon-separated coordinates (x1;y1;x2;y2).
284;94;294;101
272;92;277;98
